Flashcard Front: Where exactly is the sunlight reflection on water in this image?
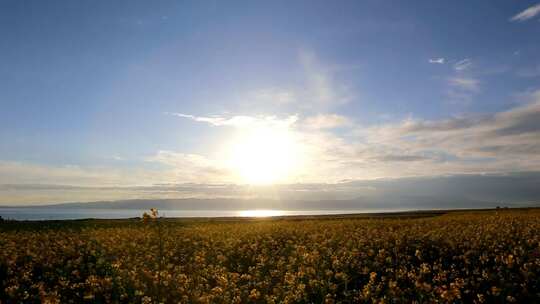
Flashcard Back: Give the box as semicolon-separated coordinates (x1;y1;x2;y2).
0;208;411;220
237;209;285;217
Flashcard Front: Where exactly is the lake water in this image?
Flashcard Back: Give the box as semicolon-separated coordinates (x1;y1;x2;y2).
0;208;407;221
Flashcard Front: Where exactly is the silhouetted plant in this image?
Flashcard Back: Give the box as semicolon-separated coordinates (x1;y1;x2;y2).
142;208;164;304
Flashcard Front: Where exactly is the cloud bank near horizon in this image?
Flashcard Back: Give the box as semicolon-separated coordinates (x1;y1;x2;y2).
2;89;540;203
1;172;539;208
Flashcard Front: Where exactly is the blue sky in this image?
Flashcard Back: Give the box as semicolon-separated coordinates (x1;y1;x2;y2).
1;1;540;204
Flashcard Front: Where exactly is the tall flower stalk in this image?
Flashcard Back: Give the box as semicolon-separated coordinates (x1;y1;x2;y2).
142;208;164;304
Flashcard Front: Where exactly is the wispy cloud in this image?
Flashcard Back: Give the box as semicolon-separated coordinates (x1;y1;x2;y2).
444;58;478;103
0;161;161;187
363;90;540;164
167;113;256;127
247;88;297;105
510;3;540;22
302;114;351;129
448;77;480;92
516;65;540;78
147;150;234;183
304;92;540;179
5;91;540;204
297;50;354;109
237;50;355;111
428;58;445;64
108;93;540;183
167;112;298;128
446;76;480;104
453;58;472;71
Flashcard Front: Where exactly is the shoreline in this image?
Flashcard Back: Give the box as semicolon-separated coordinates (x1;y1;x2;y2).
1;206;538;223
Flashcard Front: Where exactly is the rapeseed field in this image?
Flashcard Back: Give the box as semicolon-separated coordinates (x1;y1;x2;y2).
1;209;539;303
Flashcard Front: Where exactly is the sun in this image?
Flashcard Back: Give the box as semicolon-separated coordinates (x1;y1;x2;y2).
227;126;301;184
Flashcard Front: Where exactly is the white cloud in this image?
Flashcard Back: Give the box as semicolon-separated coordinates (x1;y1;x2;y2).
0;151;235;191
168;92;540;181
148;151;215;168
429;58;445;64
166;113;254;127
0;161;161;187
453;58;472;71
147;150;234;183
5;91;540;204
303;114;352;129
510;3;540;22
110;155;125;161
167;112;298;128
362;91;540;163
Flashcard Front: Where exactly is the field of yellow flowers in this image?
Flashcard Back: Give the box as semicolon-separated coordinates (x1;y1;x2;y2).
1;209;540;303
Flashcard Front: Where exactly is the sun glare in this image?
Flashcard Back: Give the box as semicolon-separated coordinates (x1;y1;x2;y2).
228;126;301;184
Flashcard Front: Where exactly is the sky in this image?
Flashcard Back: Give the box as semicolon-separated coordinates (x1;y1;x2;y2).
1;0;540;206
